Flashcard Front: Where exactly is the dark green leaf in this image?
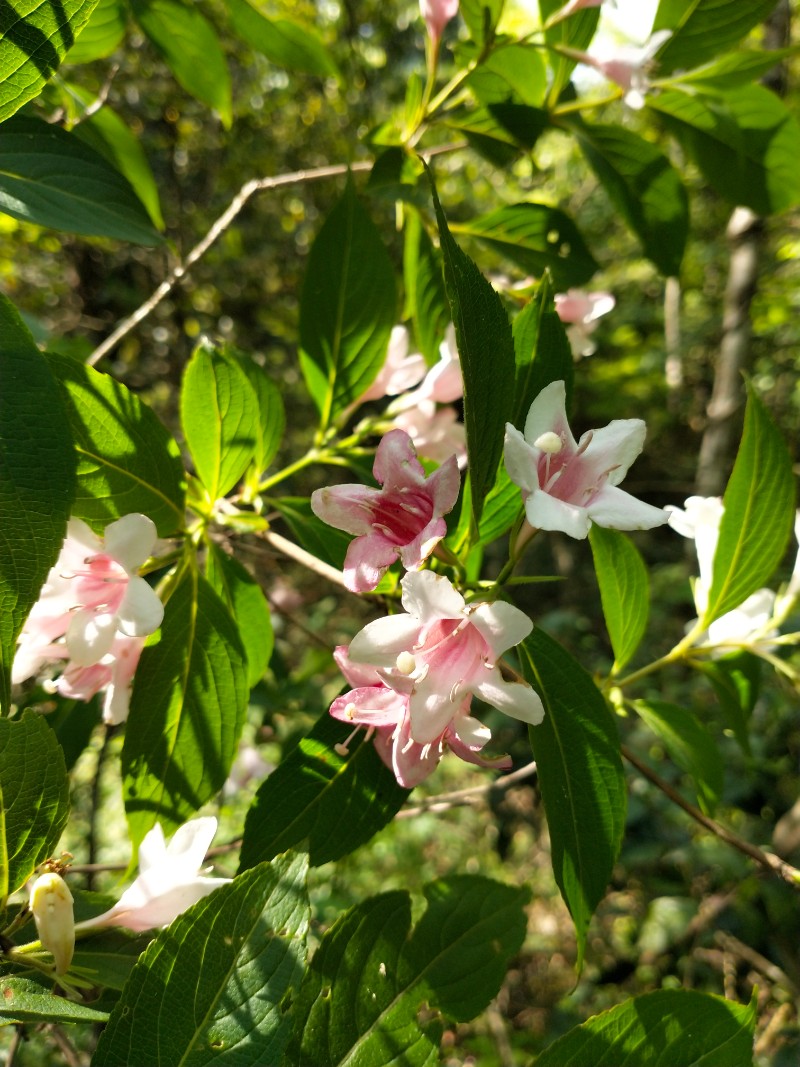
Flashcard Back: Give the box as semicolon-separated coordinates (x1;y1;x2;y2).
286;875;529;1067
299;181;397;432
451;465;524;552
271;496;351;571
454;203;598;289
536;987;756;1067
487;101;551;150
46;351;185;537
511;273;574;428
0;0;99;121
0;116;162;244
122;566;248;850
93;853;309;1067
72;925;154;990
206;544;273;689
572;120;688;276
226;0;338;78
44;693;102;771
702;383;795;627
540;0;601;103
0;977;108;1024
653;0;780;76
239;709;409;870
698;651;761;755
589;526;650;672
64;0;126;64
426;165;515;527
521;630;626;970
0;295;75;711
0;711;69;901
649;86;800;215
460;0;504;45
670;47;800;92
442;105;521;161
180;339;260;502
403;210;450;365
633;699;724;813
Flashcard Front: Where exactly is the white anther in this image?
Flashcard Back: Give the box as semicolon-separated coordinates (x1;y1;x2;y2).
533;431;563;454
395;651;417;675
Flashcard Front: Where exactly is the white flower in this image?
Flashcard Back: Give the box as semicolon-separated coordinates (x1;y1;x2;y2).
76;818;230;933
554;289;615;358
576;29;672;109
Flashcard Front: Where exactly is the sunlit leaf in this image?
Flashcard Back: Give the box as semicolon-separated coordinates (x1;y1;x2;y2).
653;0;780;76
226;0;338;78
589;526;650;672
0;977;108;1024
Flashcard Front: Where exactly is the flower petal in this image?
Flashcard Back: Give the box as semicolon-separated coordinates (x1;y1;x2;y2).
116;576;164;636
330;686;406;728
524;380;576;452
587;485;667;531
66;610;117;665
342;533;399;593
310;484;380;536
504;424;539;496
103;513;158;572
349;614;422;667
474;668;545;725
469;601;533;662
400;569;465;624
579;419;646;487
165;816;219;873
373;428;426;491
525;486;592;538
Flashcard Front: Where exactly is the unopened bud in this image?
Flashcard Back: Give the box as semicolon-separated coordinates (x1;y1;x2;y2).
30;872;75;976
533;431;563;454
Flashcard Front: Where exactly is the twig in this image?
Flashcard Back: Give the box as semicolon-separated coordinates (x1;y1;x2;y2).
3;1026;24;1067
622;744;800;889
397;760;537;818
86;726;112;892
714;931;799;995
46;1025;82;1067
87;140;465;367
259;530;348;589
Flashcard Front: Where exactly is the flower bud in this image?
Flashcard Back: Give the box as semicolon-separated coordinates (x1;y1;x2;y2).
30;872;75;976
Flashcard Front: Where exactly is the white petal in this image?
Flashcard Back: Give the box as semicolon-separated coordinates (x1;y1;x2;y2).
400;570;465;623
116;577;164;636
349;614;422;667
103;514;158;572
66;610;117;665
504;424;539;495
165;816;219;874
525;487;591;538
469;601;532;662
474;669;545;725
523;381;576;451
452;714;491;749
581;419;646;487
137;823;167;875
587;485;668;531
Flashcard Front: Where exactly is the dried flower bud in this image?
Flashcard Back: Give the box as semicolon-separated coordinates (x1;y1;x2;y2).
30;872;75;976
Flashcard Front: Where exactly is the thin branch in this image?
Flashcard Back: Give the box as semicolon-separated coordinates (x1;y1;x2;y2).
46;1025;82;1067
87;141;466;367
714;930;799;995
86;725;112;892
3;1026;24;1067
397;761;537;818
259;530;349;589
622;744;800;889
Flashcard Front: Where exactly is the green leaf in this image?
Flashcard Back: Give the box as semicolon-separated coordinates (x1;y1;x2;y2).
299;181;397;432
670;47;800;92
0;0;99;122
286;875;529;1067
698;651;761;755
72;924;154;990
648;86;800;215
180;340;260;502
92;853;309;1067
64;0;126;64
403;211;450;365
589;526;650;672
131;0;232;127
206;543;273;689
226;0;339;78
467;43;547;108
0;977;108;1024
271;496;352;571
68;88;164;230
536;988;756;1067
540;0;601;103
442;105;521;165
46;351;186;537
511;273;574;429
571;120;688;276
633;699;724;813
453;203;598;289
426;165;515;527
122;566;248;849
231;348;286;484
0;116;162;245
239;709;409;871
0;295;75;711
702;383;795;628
460;0;505;45
521;629;626;971
0;711;69;902
653;0;781;76
452;465;524;552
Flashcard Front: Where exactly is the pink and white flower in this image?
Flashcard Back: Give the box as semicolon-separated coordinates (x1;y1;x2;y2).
341;570;543;757
76;818;230;933
359;326;428;403
420;0;459;46
504;380;667;539
574;29;672;108
52;634;146;726
311;429;460;593
555;289;615;358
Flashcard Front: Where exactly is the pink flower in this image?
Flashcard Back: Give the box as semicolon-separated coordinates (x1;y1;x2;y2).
504;380;667;539
330;646;512;787
359;326;427;403
555;289;615;357
342;570;543;750
76;818;230;933
420;0;459;45
575;29;672;108
310;429;460;593
53;634;145;725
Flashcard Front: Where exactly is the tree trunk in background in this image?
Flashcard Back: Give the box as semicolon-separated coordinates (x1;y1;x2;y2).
694;0;790;497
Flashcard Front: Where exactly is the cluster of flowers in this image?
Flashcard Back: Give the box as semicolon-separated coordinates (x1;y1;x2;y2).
13;514;163;725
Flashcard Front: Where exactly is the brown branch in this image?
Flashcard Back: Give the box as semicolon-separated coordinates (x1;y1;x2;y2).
396;760;537;818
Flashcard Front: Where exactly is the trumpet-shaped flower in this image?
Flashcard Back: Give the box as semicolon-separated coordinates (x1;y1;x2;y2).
311;429;460;593
420;0;459;45
77;818;230;933
359;326;428;403
555;289;615;358
330;647;512;787
574;29;672;108
343;570;543;749
30;872;75;976
505;380;667;540
53;634;146;725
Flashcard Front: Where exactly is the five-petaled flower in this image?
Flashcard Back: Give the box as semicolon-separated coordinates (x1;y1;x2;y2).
76;818;230;933
13;513;163;723
504;380;667;540
329;569;542;786
311;428;461;593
